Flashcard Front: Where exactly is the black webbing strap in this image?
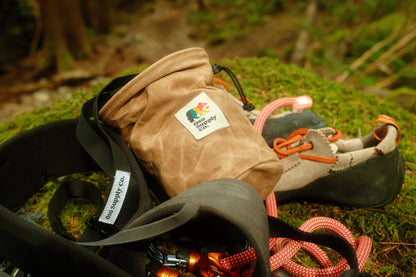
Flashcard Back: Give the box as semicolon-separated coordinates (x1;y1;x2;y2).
76;74;137;176
0;120;100;212
80;203;199;246
0;204;130;277
75;74;152;237
0;120;130;277
78;179;271;277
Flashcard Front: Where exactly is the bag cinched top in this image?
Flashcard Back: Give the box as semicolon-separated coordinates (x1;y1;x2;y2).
99;47;282;199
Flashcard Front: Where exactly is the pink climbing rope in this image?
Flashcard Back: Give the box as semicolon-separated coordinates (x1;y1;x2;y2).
252;95;313;135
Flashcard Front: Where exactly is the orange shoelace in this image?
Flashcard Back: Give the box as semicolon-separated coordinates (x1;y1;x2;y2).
273;128;342;163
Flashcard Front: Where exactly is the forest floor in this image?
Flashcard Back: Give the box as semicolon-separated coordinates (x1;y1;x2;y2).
0;0;308;123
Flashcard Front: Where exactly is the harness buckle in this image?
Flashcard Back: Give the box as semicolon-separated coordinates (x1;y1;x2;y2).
86;216;118;237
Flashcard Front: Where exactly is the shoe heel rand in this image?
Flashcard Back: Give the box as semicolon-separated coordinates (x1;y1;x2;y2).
276;148;405;208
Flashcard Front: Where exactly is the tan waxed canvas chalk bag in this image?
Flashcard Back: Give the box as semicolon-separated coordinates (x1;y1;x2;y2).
99;47;282;199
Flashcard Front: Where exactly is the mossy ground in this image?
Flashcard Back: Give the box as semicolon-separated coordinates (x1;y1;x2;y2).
1;57;415;276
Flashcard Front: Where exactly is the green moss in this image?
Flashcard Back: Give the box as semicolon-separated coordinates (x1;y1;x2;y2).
1;57;415;275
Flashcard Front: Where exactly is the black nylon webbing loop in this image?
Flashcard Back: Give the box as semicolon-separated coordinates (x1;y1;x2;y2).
48;180;104;241
75;75;152;237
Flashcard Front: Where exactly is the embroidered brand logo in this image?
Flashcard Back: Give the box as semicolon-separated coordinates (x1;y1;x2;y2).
98;170;131;225
175;92;230;140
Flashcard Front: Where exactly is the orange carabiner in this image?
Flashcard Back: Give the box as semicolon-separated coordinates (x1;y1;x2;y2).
197;253;241;277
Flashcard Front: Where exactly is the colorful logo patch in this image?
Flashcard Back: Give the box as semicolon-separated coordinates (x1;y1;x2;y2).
175;92;230;140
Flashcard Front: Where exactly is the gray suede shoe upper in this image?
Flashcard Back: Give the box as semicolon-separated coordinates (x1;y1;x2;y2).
274;116;400;192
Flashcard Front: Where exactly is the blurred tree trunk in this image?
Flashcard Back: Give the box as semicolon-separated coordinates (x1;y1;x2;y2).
83;0;112;33
198;0;206;10
28;0;41;57
291;0;318;67
37;0;93;73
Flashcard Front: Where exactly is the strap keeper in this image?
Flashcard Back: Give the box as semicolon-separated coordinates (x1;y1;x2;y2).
86;216;118;237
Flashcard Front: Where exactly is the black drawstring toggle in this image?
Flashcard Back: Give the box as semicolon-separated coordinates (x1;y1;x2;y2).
212;64;255;111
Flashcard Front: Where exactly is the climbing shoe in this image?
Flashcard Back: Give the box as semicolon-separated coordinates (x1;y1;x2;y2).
271;115;404;208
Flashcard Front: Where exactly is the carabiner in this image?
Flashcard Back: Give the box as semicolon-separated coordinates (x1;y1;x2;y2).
197;253;241;277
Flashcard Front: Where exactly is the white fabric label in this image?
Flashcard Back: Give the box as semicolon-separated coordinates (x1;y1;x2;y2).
98;170;131;225
175;92;230;140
